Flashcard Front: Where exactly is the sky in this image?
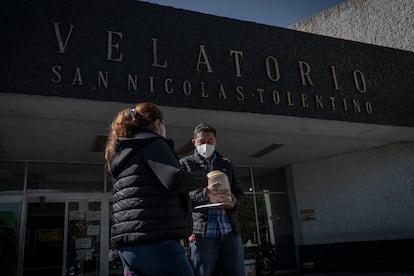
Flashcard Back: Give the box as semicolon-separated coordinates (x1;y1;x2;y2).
142;0;345;28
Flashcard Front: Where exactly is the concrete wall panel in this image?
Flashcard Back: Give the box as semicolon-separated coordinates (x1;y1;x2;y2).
291;142;414;244
290;0;414;52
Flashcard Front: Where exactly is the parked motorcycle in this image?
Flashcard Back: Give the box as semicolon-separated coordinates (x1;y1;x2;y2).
255;242;278;276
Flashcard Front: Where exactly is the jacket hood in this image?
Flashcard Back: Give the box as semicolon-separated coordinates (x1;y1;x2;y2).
110;128;162;175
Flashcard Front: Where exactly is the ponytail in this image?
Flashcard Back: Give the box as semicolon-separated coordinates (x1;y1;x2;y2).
105;102;163;174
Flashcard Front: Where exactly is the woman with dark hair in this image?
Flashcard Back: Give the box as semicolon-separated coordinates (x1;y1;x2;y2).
105;102;207;276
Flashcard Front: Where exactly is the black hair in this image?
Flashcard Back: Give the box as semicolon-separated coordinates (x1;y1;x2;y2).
193;123;216;138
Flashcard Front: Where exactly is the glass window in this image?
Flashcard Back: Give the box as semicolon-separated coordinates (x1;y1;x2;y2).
239;194;257;244
234;166;253;193
267;194;293;236
27;162;104;193
0;161;25;194
105;168;112;193
252;167;286;192
108;201;122;275
66;200;101;276
24;202;65;275
237;167;288;246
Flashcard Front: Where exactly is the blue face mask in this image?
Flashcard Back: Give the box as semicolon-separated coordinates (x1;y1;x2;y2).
196;143;215;158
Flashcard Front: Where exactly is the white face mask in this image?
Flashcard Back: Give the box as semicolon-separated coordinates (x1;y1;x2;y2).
196;143;215;158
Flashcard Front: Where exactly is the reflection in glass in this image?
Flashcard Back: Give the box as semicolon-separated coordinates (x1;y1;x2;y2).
0;161;25;194
253;167;286;192
24;202;65;275
0;201;21;276
66;200;101;276
27;163;104;192
108;201;123;275
237;166;297;269
234;167;253;193
239;194;272;245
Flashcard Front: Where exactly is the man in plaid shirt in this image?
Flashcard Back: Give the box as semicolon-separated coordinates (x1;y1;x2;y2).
180;123;245;276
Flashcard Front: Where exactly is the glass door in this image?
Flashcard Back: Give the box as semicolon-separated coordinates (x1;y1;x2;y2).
24;195;104;276
65;199;102;276
23;200;65;276
0;196;22;276
236;166;298;271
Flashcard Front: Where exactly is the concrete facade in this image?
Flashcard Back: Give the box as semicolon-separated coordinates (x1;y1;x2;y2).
290;0;414;52
1;0;413;273
290;142;414;244
286;0;414;270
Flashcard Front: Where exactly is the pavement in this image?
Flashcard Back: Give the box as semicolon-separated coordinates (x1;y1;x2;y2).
274;271;414;276
284;272;414;276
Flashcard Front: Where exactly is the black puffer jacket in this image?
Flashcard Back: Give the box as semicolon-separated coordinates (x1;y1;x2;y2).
110;128;207;247
179;150;243;236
